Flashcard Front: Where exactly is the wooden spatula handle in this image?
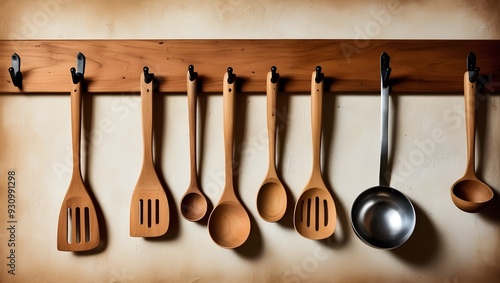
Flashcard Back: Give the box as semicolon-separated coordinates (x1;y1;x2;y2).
71;81;82;178
464;71;477;177
140;72;154;167
310;70;323;176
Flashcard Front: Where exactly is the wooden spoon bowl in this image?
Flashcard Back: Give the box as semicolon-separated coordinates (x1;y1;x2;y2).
208;202;251;248
181;191;208;221
257;179;287;222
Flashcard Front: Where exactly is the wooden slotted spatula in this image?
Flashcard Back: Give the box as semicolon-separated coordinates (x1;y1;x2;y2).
130;67;169;237
57;53;100;251
293;67;337;240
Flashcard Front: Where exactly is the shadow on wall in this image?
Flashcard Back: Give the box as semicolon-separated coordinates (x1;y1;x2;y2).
476;87;500;225
76;87;109;255
320;87;350;249
233;91;264;259
391;200;441;266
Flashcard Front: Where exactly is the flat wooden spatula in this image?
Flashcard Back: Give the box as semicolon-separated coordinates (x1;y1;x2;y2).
130;68;169;237
57;63;100;251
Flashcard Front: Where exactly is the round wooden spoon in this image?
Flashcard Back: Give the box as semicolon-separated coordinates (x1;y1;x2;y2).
257;68;287;222
451;72;494;212
181;66;209;222
208;69;251;248
293;68;336;240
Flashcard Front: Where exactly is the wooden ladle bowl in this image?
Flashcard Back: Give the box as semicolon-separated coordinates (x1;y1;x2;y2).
451;178;494;213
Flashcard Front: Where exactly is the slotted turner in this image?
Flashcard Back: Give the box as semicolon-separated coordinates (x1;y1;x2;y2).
130;68;169;237
57;58;100;251
293;67;337;240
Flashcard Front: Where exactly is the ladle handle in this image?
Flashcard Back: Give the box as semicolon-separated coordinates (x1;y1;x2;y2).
464;71;477;177
311;71;323;177
70;80;83;180
266;71;278;175
379;83;389;186
140;72;154;168
187;70;198;185
223;70;236;198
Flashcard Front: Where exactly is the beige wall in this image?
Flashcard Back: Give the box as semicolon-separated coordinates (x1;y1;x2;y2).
1;0;499;282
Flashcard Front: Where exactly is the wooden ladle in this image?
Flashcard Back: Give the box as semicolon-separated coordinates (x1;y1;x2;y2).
57;57;100;251
293;67;336;240
257;67;287;222
180;66;209;222
208;68;251;248
451;70;494;212
130;68;169;237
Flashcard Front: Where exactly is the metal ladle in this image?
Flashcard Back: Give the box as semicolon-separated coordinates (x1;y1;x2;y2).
351;52;416;249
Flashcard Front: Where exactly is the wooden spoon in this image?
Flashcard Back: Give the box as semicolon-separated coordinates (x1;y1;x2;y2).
208;69;251;248
130;68;169;237
257;68;287;222
57;78;100;251
450;71;494;212
181;66;209;222
293;67;336;240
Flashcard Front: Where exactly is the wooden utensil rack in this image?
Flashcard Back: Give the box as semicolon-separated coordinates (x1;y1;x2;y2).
1;40;499;94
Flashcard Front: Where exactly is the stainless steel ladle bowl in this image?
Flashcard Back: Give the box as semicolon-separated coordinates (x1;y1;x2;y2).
351;186;415;249
351;52;416;249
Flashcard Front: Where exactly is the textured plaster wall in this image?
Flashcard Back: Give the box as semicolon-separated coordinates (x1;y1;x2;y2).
0;1;499;282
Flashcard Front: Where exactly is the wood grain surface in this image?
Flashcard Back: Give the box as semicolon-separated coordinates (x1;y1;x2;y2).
0;40;499;94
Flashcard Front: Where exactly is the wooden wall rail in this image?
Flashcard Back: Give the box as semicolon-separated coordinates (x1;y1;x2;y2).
0;40;499;94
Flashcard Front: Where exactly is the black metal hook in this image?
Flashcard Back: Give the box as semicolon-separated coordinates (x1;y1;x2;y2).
70;52;86;84
270;66;279;84
8;53;22;88
188;65;198;81
467;52;480;83
143;66;155;84
380;52;392;88
227;67;235;84
315;66;324;83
